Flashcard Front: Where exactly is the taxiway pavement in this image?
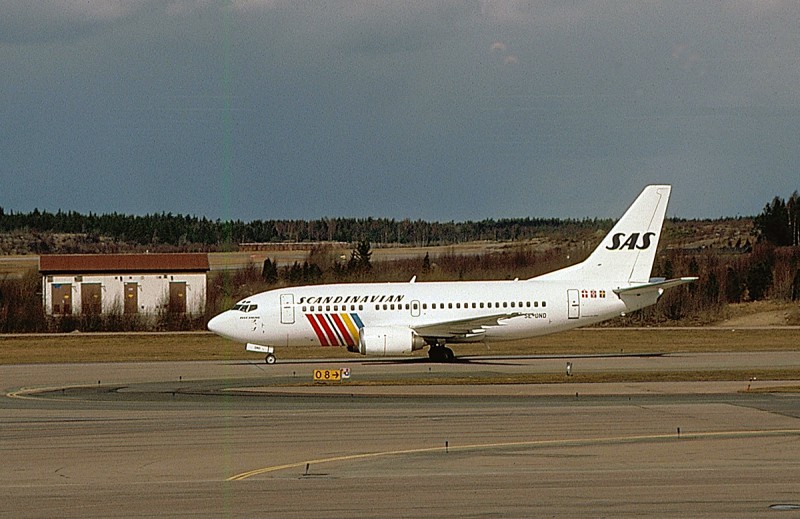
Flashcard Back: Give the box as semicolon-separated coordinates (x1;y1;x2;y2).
2;353;800;517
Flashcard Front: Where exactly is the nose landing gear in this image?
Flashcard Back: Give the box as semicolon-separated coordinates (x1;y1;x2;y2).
246;343;277;365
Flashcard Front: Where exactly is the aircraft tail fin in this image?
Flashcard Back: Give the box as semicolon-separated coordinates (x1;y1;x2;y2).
535;185;672;283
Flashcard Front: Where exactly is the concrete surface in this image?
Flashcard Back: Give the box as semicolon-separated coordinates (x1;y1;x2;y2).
2;354;800;517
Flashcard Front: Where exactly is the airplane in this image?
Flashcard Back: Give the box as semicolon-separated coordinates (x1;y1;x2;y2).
208;185;697;364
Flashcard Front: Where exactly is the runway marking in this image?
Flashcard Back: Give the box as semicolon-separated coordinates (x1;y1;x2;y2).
227;428;800;481
5;386;76;401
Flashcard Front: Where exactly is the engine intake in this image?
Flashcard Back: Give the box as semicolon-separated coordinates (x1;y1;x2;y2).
358;326;425;356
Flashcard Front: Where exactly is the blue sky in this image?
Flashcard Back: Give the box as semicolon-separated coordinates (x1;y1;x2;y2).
2;1;799;222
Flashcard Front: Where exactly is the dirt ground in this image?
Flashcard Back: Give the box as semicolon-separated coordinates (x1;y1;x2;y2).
719;301;800;327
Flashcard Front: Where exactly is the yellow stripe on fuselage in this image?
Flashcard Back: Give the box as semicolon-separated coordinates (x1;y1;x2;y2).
340;313;360;342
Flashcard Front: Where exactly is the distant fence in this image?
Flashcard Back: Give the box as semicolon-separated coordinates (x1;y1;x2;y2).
238;242;348;252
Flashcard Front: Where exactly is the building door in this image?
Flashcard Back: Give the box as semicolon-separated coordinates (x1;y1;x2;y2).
280;293;294;324
81;283;102;315
567;289;580;319
124;283;139;314
52;284;72;315
169;282;187;314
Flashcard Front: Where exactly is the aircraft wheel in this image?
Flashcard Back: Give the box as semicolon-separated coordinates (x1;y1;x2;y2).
265;353;277;365
428;346;454;362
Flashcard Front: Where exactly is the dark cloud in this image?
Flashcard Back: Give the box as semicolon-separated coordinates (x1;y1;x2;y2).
0;1;140;44
1;2;799;221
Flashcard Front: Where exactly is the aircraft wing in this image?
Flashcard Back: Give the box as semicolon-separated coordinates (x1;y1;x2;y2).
613;277;698;296
412;312;519;339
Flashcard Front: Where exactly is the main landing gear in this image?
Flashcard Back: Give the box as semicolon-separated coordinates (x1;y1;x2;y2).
427;344;455;362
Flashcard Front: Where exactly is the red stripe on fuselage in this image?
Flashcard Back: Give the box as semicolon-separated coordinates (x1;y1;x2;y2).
330;314;355;347
305;314;329;346
315;314;339;346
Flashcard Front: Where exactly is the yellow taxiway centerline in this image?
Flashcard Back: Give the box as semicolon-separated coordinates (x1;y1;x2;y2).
228;428;800;481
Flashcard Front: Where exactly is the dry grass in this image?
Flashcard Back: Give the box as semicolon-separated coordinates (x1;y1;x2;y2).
288;369;800;387
0;328;797;365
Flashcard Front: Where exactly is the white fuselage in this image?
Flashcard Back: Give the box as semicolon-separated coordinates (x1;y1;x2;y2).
207;185;694;359
207;278;637;349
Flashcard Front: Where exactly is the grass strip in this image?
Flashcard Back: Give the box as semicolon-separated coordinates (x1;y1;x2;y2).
0;328;798;365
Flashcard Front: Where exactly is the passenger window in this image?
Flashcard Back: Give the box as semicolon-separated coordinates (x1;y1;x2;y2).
542;301;547;307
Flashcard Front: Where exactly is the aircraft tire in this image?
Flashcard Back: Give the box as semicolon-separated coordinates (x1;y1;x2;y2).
428;346;455;363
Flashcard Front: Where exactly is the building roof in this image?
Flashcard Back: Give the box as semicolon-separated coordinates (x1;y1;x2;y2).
39;253;210;274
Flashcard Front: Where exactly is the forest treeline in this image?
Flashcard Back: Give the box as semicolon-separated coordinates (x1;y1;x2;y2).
1;189;796;253
2;233;798;334
0;190;798;333
0;206;613;254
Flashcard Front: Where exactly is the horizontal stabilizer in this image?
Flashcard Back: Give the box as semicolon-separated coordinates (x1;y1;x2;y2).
613;277;698;296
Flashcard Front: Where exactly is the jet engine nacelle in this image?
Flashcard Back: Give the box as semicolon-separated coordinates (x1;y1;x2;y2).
358;326;425;356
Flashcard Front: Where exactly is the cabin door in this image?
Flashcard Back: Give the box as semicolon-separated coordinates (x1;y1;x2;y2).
280;293;295;324
567;289;580;319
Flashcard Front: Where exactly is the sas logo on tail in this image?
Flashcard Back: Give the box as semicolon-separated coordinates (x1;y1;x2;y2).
606;232;656;250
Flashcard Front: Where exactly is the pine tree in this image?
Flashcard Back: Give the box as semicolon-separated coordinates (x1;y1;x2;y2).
422;252;431;273
348;240;372;273
262;258;278;284
754;196;792;246
788;191;799;247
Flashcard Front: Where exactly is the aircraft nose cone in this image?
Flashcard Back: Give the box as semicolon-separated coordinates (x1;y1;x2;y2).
207;312;234;338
